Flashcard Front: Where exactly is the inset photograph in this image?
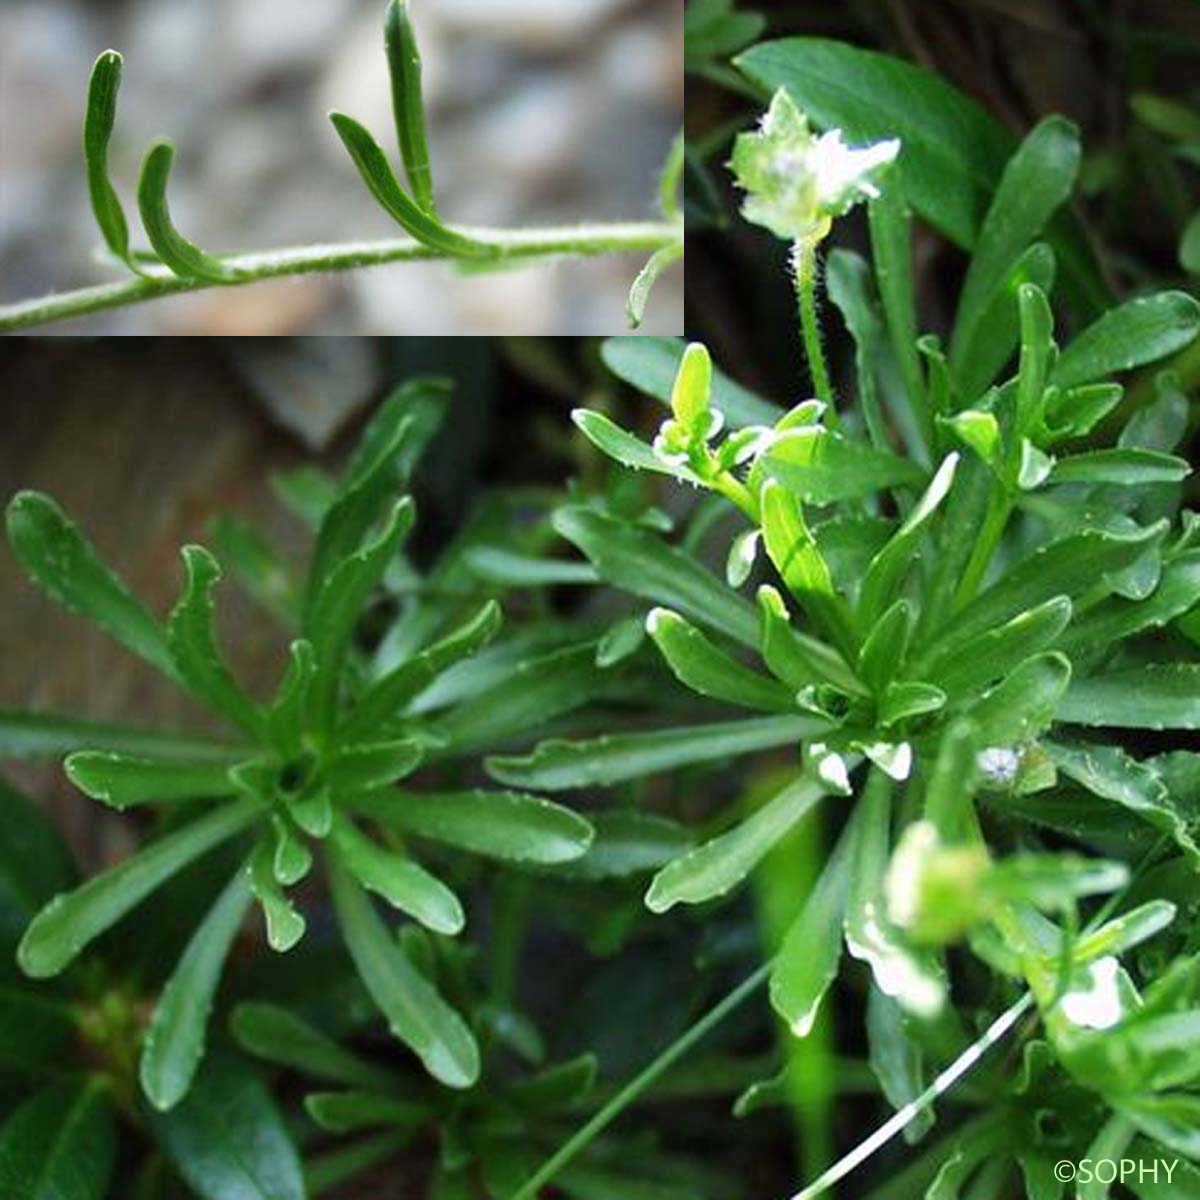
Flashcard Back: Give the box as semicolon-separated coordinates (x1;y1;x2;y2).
0;1;682;334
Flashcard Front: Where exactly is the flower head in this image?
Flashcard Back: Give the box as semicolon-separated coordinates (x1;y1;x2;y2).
730;88;900;244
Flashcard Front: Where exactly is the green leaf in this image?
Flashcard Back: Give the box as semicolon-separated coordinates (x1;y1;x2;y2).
145;1052;305;1200
1047;448;1190;486
487;714;821;790
17;795;260;978
345;599;501;736
545;811;694;881
231;1002;399;1092
306;379;446;614
168;545;266;737
857;599;911;695
858;453;959;628
308;498;415;731
267;640;315;759
83;51;133;268
463;547;597;587
553;506;759;647
329;814;462;934
140;864;253;1111
846;771;944;1018
1050;291;1200;388
867;984;934;1143
670;341;713;431
384;0;436;214
646;773;829;912
0;709;247;762
647;608;795;711
757;584;860;692
923;595;1072;699
759;429;927;503
956;242;1058;404
208;515;300;627
329;112;496;258
571;409;679;477
353;789;593;864
1015;281;1056;426
735;39;1106;314
867;190;931;460
1045;741;1198;868
919;522;1167;667
271;466;338;528
759;480;858;658
963;652;1071;746
600;336;781;428
325;739;424;793
940;409;1000;466
304;1091;428;1134
1058;665;1200;730
1115;1094;1200;1161
1182;211;1200;275
950;117;1080;379
507;1053;598;1110
136;140;243;282
328;852;479;1088
430;642;603;754
64;752;238;810
0;1080;115;1200
771;794;864;1035
627;240;684;328
6;490;177;680
249;840;305;952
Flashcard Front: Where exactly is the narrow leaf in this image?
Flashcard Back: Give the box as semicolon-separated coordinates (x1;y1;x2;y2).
329;112;496;258
646;773;829;912
0;709;246;762
759;428;927;503
145;1053;305;1200
487;714;822;791
964;652;1072;746
627;240;684;329
65;752;238;810
554;505;760;647
308;497;415;729
17;796;260;978
1050;291;1200;389
345;599;501;736
83;51;132;266
1058;665;1200;730
950;116;1080;378
329;814;463;934
231;1002;399;1092
137;140;242;282
328;852;479;1088
647;607;795;711
168;545;265;737
6;490;176;680
354;789;593;864
771;796;864;1035
858;453;958;627
384;0;436;214
1047;448;1190;486
140;864;253;1111
0;1080;115;1200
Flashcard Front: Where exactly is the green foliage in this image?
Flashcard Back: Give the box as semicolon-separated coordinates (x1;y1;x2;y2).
0;1;681;332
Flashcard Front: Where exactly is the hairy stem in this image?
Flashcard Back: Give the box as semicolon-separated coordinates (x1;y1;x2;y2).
793;240;835;421
0;221;679;331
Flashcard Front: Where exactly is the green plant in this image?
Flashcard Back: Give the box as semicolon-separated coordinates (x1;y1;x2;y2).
2;382;609;1114
0;1;682;333
479;62;1200;1192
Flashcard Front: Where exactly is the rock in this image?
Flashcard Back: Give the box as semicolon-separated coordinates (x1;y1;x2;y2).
432;0;625;50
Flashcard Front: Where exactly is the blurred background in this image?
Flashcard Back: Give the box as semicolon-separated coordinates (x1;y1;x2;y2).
686;0;1200;399
0;0;682;334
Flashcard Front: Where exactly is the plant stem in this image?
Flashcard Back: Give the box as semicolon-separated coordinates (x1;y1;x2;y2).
792;240;835;421
510;960;773;1200
0;221;679;331
786;992;1035;1200
953;488;1013;609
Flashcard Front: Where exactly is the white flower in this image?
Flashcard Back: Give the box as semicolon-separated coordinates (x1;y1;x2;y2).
729;88;900;244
